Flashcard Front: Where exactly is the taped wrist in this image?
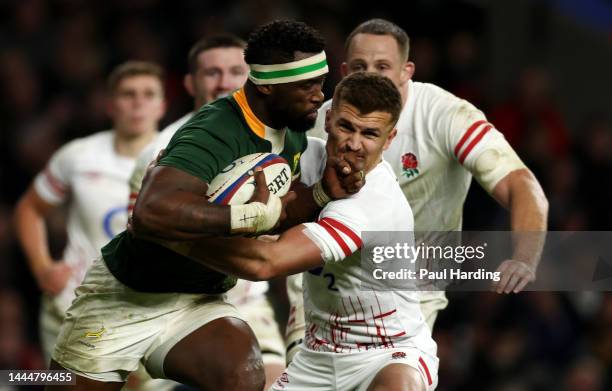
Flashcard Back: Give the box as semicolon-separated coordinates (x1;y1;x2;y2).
312;181;331;207
230;194;282;234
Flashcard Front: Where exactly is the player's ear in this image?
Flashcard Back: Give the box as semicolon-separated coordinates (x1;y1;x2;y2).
255;84;273;95
324;108;332;133
340;62;349;77
184;74;196;97
400;61;415;85
383;127;398;151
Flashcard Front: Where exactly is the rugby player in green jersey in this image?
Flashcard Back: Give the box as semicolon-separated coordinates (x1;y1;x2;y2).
49;21;364;391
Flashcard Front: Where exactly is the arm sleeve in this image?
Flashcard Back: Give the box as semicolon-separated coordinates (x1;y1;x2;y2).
443;101;527;193
302;201;365;263
157;125;240;184
33;141;77;205
299;137;326;187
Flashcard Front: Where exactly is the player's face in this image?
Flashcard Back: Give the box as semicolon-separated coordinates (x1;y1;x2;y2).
110;75;165;137
267;52;326;132
187;47;248;109
343;34;412;93
325;102;397;173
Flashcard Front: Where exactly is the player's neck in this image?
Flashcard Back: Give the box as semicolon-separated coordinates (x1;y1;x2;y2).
114;130;157;158
244;83;283;130
400;82;409;107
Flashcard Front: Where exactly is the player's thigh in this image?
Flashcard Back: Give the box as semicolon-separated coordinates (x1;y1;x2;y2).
365;363;425;391
161;317;264;390
46;359;124;391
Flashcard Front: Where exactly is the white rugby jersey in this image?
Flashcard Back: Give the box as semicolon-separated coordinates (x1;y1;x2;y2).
34;131;138;311
300;142;435;353
308;80;518;231
128;112;269;304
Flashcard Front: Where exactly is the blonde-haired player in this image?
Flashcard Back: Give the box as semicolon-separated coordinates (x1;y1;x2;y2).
14;61;165;364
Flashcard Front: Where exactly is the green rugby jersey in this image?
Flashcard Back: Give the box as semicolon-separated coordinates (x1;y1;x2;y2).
102;89;307;293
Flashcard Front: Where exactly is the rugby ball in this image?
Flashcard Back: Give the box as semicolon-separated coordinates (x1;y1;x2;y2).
206;153;292;205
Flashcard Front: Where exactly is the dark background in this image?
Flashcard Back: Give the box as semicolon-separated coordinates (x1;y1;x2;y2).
1;0;611;390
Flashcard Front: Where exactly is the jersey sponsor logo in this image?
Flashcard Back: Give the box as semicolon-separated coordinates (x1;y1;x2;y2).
84;326;106;339
103;206;128;239
274;372;289;388
392;351;407;359
292;152;301;174
401;152;420;179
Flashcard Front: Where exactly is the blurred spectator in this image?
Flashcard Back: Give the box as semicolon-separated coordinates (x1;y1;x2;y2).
0;290;43;370
490;66;571;159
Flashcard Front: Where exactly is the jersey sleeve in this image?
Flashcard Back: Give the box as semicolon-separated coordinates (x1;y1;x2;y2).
33;141;78;205
302;200;366;263
442;100;526;193
157;125;240;184
306;99;331;141
299;137;326;187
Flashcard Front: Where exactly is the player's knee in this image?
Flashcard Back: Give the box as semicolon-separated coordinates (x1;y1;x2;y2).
205;355;265;391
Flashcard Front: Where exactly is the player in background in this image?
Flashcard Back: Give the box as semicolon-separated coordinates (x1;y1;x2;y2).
177;72;439;391
304;18;548;340
14;61;165;365
129;34;287;388
48;21;364;391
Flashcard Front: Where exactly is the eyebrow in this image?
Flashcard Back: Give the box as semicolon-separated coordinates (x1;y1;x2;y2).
337;117;381;134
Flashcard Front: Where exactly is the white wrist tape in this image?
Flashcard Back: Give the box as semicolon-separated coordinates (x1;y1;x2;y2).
312;181;331;207
230;193;282;234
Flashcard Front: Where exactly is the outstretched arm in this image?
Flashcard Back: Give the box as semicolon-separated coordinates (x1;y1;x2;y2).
490;168;549;293
186;225;323;281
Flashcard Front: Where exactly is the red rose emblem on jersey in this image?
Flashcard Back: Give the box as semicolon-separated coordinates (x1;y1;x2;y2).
401;153;420;179
401;153;418;170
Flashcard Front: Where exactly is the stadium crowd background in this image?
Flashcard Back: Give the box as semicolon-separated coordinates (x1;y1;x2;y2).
0;0;610;389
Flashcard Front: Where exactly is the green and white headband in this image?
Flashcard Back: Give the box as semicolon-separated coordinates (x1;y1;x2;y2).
248;51;328;85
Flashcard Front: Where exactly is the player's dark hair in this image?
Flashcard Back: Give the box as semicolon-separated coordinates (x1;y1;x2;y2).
187;34;246;74
332;72;403;126
345;19;410;61
244;20;325;65
107;61;165;92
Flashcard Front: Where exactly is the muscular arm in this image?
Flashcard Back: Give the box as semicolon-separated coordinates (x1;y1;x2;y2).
14;187;72;294
131;165;230;240
186;225;323;281
490;168;549;292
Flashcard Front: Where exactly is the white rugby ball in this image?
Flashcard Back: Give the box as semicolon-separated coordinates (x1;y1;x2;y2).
206;153;292;205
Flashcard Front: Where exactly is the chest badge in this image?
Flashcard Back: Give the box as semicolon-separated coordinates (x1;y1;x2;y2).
401;152;420;179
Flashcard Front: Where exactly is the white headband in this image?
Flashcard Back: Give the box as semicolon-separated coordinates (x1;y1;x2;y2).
248;51;328;85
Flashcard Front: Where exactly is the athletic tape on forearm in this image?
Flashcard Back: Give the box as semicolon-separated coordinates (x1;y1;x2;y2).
312;181;331;207
230;194;282;234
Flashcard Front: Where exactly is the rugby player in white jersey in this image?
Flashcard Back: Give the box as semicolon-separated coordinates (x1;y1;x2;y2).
305;19;548;337
181;72;439;390
14;61;165;361
130;34;289;388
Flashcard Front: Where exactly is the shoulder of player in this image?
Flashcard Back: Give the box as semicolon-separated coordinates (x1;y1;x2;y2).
54;130;114;158
178;99;245;138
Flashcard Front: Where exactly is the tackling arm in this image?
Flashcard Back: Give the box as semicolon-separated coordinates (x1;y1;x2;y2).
186;225;323;281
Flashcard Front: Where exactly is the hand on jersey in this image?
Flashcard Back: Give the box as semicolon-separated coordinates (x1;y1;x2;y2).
36;262;73;296
492;259;536;294
321;152;365;198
